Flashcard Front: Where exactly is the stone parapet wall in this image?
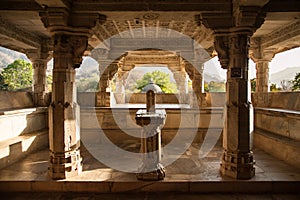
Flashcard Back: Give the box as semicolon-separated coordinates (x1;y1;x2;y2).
0;107;48;142
252;92;300;110
80;107;224;144
254;108;300;141
0;91;34;110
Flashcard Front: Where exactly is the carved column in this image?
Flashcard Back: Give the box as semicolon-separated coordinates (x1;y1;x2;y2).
252;49;274;93
215;31;256;179
26;49;51;106
48;34;88;179
40;8;106;179
185;62;205;108
173;70;188;104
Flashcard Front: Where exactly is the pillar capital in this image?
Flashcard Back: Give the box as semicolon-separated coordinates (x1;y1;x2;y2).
39;7;106;37
53;34;89;68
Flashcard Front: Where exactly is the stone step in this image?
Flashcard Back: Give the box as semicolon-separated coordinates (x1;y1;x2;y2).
0;130;48;169
0;179;299;193
254;128;300;170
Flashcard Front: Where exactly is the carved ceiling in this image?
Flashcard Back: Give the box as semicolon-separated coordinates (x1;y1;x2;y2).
0;0;299;61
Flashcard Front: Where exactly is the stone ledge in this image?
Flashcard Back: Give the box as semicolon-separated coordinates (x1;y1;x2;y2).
254;128;300;170
0;107;48;116
255;107;300;118
0;130;48;169
0;107;48;142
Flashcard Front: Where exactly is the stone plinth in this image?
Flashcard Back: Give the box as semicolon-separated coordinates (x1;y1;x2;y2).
135;109;166;180
135;90;166;180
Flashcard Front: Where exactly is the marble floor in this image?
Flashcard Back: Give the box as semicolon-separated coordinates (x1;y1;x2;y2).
0;142;299;197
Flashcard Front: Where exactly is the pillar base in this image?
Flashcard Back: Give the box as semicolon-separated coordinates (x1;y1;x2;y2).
220;150;255;179
136;164;165;181
48;149;82;180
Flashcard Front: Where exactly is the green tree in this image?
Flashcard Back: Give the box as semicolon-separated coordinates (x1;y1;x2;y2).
250;78;256;92
204;81;225;92
270;83;281;92
134;70;177;93
0;73;8;90
292;72;300;91
0;59;33;91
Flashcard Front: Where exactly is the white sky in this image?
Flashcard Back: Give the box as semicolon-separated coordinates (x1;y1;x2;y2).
207;47;300;80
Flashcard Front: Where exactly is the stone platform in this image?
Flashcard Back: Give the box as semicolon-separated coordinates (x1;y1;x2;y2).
0;142;299;194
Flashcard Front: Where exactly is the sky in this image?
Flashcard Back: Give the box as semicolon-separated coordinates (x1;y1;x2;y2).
205;47;300;80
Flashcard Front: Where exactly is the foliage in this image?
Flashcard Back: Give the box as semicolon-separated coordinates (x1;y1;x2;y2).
134;70;177;93
270;83;281;92
204;81;225;92
76;73;99;92
0;59;33;91
292;72;300;91
250;78;256;92
0;73;8;90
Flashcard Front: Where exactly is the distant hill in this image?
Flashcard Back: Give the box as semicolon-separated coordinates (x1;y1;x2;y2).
270;66;300;85
0;47;28;69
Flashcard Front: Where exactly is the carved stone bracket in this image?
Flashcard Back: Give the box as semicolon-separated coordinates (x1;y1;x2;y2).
39;8;106;37
214;34;230;69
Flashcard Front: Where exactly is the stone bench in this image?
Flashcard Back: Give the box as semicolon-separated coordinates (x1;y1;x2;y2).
253;107;300;169
0;107;49;169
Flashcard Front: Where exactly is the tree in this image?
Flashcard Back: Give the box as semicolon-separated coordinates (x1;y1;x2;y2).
270;83;281;92
134;70;177;93
0;59;33;91
204;81;225;92
250;78;256;92
292;72;300;91
0;73;8;90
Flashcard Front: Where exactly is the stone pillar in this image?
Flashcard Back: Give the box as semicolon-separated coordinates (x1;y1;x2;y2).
135;90;166;180
198;1;268;179
115;71;126;104
48;34;89;179
173;70;188;104
253;50;274;93
215;31;255;179
90;48;111;98
26;49;51;107
40;8;106;179
185;62;205;108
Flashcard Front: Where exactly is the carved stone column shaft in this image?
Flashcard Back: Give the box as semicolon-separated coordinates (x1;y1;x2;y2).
49;34;88;179
256;61;269;92
216;31;255;179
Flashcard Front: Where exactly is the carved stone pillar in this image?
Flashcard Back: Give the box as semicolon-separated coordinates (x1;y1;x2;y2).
173;71;188;104
215;31;255;179
252;49;274;93
40;8;106;179
185;62;205;108
114;70;127;104
48;34;88;179
199;1;267;179
26;49;51;107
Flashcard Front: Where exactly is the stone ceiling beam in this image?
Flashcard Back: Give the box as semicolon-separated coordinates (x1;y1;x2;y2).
72;0;232;12
34;0;71;9
0;16;42;51
258;20;300;50
0;1;41;11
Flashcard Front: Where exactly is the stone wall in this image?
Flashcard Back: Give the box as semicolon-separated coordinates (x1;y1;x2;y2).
252;92;300;110
0;91;34;110
80;107;224;145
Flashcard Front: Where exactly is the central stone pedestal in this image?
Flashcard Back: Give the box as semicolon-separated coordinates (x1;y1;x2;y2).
135;90;166;181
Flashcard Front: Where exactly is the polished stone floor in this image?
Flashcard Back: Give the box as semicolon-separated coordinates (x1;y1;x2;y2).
0;141;299;197
1;192;300;200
